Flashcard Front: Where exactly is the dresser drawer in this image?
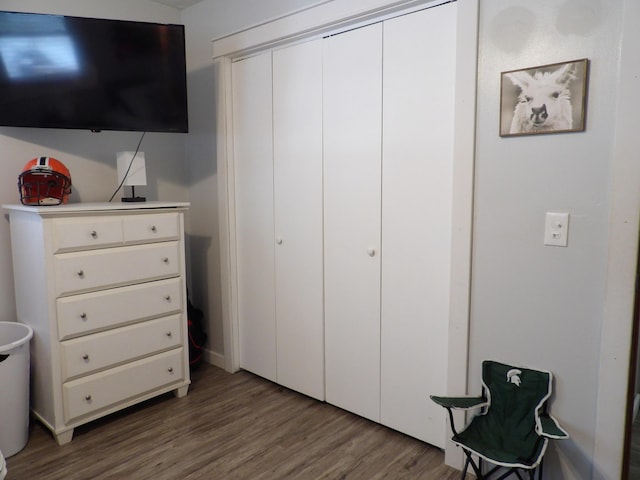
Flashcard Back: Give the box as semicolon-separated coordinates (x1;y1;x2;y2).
63;348;185;423
53;217;124;253
60;314;183;381
54;242;181;297
56;278;183;340
124;213;179;244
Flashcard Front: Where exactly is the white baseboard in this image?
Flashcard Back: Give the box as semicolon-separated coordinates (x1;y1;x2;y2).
203;348;225;369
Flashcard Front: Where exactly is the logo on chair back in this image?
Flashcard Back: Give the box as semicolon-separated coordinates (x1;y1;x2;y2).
506;369;522;386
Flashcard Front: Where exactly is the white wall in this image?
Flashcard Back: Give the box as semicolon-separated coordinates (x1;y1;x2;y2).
0;1;187;326
471;1;638;478
181;0;329;364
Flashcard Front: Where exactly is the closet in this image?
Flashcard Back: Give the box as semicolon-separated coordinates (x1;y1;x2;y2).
231;2;456;447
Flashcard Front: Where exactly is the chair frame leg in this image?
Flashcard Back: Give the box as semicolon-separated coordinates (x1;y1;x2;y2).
462;449;485;479
461;455;470;479
537;458;544;480
458;456;541;480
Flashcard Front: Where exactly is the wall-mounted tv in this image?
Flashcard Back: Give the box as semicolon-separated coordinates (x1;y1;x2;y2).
0;11;188;133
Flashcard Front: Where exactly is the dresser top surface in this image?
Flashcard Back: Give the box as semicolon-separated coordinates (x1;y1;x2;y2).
2;201;190;215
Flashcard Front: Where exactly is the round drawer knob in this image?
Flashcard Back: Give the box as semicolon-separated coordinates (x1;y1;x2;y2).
162;257;169;264
166;332;172;338
90;230;98;239
164;295;171;301
151;225;157;233
82;354;89;361
167;367;174;373
77;270;85;277
85;395;92;402
80;313;87;320
367;248;376;257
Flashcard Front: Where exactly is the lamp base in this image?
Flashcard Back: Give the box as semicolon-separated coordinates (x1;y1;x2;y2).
121;185;145;202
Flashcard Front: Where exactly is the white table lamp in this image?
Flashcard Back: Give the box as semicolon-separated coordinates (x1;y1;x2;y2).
117;151;147;202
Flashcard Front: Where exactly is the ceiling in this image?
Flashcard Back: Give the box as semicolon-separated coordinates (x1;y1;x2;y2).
148;0;204;9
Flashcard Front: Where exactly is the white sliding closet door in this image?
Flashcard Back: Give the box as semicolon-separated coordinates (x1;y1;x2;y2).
233;52;276;382
324;23;383;422
272;39;324;400
381;3;456;448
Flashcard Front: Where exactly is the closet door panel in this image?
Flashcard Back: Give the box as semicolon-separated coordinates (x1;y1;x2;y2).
380;3;456;448
324;23;383;422
273;39;325;400
232;52;277;382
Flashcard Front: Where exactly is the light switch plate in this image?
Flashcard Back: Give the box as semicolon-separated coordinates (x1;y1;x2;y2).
544;212;570;247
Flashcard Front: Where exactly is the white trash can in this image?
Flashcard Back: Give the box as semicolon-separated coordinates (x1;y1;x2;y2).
0;322;34;458
0;447;6;480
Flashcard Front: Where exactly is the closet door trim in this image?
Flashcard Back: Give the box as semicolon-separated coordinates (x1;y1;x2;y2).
213;0;453;59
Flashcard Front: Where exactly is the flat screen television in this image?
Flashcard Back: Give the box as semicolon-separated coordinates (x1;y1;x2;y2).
0;11;188;133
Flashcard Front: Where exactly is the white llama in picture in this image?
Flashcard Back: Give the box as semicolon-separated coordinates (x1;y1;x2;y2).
505;61;583;135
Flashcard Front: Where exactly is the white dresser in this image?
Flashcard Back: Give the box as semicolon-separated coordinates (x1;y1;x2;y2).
3;202;191;445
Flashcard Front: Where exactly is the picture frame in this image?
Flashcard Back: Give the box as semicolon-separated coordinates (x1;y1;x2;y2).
499;58;589;137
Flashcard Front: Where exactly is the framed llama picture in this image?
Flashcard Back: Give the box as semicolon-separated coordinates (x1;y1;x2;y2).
499;58;589;137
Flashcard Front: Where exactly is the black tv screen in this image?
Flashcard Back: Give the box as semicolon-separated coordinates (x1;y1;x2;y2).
0;11;188;132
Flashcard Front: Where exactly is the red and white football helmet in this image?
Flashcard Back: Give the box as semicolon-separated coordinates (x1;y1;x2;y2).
18;157;72;206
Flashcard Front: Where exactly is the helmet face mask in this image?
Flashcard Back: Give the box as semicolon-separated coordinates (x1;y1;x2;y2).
18;157;72;206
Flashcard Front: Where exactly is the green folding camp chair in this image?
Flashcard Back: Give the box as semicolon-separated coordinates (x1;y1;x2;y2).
431;360;569;480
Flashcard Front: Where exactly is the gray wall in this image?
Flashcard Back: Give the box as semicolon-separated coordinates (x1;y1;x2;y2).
471;1;632;478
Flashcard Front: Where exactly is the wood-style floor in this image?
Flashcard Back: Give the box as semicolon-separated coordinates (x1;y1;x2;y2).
6;363;468;479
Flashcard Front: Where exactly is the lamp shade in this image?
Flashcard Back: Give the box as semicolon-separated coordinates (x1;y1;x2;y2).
117;152;147;186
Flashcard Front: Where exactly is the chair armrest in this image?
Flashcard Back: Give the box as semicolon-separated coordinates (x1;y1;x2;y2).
538;412;570;439
430;395;488;411
430;395;488;437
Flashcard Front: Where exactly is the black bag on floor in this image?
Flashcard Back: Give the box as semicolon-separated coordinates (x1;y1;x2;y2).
187;293;207;369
